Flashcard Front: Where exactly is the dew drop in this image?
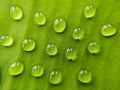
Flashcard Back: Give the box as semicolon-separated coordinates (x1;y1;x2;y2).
46;43;58;56
34;12;46;25
84;4;96;18
72;27;85;40
10;5;23;20
78;69;92;83
53;17;66;33
8;61;24;76
65;48;77;61
49;69;62;85
87;41;100;54
101;24;117;37
31;64;44;78
22;38;35;51
0;35;14;46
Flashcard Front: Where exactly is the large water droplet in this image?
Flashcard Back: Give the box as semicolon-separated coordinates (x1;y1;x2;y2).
65;48;77;61
53;17;66;33
0;35;14;46
87;41;100;54
101;24;117;37
34;12;46;25
31;64;44;78
22;38;35;51
72;27;85;40
78;69;92;83
8;61;24;76
84;4;96;18
10;5;23;20
46;43;58;56
49;69;62;84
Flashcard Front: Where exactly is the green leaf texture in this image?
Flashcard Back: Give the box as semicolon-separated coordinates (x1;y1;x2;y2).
0;0;120;90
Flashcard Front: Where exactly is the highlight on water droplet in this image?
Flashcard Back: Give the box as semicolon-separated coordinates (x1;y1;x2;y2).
87;41;100;54
0;35;14;46
101;24;117;37
65;47;77;61
34;12;46;25
72;27;85;40
78;69;92;83
46;43;58;56
84;4;96;18
10;5;23;20
8;61;24;76
31;64;44;78
22;38;35;52
53;17;66;33
49;69;62;85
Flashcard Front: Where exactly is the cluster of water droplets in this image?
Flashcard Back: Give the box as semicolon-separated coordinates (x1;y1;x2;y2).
0;4;118;86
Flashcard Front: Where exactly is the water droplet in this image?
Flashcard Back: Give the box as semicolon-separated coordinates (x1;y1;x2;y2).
87;41;100;54
0;35;14;46
34;12;46;25
10;5;23;20
53;17;66;33
46;43;58;56
101;24;117;37
78;69;92;83
22;38;35;51
84;4;96;18
65;48;77;61
49;69;62;84
8;61;24;76
72;27;85;40
31;64;44;78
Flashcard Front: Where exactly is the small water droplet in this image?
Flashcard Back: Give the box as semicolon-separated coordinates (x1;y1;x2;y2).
78;69;92;83
46;43;58;56
31;64;44;78
34;12;46;25
53;17;66;33
65;48;77;61
87;41;100;54
0;35;14;46
72;27;85;40
10;5;23;20
101;24;117;37
84;4;96;18
49;69;62;84
8;61;24;76
22;38;35;51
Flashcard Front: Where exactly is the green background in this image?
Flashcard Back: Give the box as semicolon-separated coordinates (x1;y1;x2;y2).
0;0;120;90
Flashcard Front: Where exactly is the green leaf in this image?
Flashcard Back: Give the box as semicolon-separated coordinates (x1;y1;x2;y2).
0;0;120;90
